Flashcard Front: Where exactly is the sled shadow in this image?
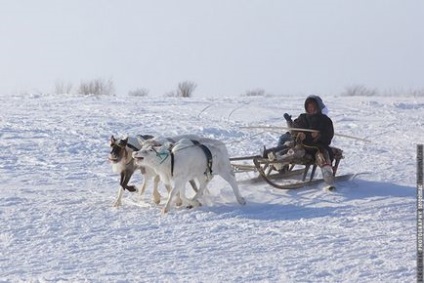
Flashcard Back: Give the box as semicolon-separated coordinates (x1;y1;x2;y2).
335;178;415;201
280;177;415;201
206;202;339;221
205;178;415;221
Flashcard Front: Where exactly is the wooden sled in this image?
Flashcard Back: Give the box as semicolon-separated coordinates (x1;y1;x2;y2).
230;147;354;190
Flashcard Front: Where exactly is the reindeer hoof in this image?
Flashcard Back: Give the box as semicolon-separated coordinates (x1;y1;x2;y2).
186;200;201;209
126;185;137;192
238;197;247;205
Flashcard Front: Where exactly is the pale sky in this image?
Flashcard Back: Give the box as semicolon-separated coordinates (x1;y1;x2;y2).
1;0;423;97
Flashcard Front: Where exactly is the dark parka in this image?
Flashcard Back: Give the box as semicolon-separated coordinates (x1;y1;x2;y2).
293;96;334;158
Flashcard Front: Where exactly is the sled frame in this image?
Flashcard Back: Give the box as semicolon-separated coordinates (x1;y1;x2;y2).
230;147;350;190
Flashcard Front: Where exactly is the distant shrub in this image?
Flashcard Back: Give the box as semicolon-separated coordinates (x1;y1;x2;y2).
54;81;73;95
242;88;266;97
342;85;378;97
408;88;424;97
77;78;115;96
164;81;197;98
128;88;149;97
382;88;424;97
340;85;424;97
177;81;197;97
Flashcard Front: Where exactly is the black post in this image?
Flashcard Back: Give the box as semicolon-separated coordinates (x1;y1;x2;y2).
417;144;423;283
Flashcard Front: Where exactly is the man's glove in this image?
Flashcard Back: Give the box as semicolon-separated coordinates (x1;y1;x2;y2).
283;113;292;122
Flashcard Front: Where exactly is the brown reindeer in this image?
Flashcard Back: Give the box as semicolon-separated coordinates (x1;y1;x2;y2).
109;135;163;206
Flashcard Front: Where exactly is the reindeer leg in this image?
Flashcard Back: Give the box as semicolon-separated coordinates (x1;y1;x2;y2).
180;180;202;209
122;170;137;192
175;194;183;207
137;167;147;200
220;171;246;205
138;175;149;202
189;179;198;193
138;178;147;195
175;179;199;207
176;182;186;207
113;187;124;207
152;175;161;205
191;178;207;203
164;183;181;206
162;181;182;207
162;183;181;214
113;172;128;207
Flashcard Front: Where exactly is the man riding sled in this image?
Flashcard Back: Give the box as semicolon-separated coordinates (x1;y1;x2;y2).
264;95;335;188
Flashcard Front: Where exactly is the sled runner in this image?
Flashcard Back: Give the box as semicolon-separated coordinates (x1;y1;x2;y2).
230;146;353;190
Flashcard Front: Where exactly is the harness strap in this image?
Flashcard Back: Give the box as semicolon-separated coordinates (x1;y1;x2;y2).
165;137;184;178
126;143;140;151
151;147;172;175
191;140;213;177
171;151;175;177
138;134;154;141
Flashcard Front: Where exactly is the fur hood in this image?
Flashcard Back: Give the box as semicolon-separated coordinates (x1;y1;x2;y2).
304;95;328;115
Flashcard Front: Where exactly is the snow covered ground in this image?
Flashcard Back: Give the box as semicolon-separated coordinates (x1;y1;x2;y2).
0;93;422;282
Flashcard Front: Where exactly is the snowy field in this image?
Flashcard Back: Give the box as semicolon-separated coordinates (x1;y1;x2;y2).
0;93;422;282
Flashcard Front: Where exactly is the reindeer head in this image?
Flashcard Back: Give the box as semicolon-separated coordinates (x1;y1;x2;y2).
132;143;169;168
108;135;129;163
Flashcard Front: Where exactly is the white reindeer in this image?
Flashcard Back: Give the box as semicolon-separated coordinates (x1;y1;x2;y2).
132;137;246;214
109;135;199;207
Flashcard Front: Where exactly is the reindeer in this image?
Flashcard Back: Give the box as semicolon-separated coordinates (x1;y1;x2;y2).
132;137;246;214
109;135;198;207
108;135;162;206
